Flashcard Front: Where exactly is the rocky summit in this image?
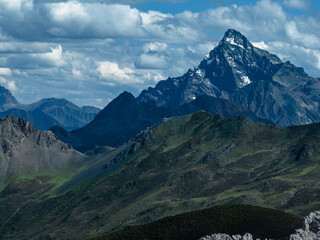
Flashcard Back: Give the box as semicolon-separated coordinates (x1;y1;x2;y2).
138;29;320;127
0;115;85;181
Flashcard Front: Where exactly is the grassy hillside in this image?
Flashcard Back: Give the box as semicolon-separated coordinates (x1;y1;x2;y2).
90;204;302;240
1;111;320;239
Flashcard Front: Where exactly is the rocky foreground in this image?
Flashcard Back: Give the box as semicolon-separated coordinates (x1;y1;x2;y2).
200;211;320;240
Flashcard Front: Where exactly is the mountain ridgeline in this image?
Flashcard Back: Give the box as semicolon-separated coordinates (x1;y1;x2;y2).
138;29;320;127
0;87;100;130
51;92;265;152
2;111;320;239
0;116;85;181
2;28;320;240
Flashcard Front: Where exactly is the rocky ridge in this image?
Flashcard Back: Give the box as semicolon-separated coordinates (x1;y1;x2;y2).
0;115;85;181
138;29;320;127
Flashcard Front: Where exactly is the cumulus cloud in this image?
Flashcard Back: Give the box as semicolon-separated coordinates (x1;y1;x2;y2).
6;45;65;68
135;54;167;69
48;3;146;39
284;0;311;10
0;68;12;76
0;0;320;108
252;41;269;50
0;76;17;91
97;61;143;84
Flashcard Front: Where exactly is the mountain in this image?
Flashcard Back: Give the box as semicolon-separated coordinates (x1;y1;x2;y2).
2;111;320;239
0;86;20;111
52;92;268;152
178;95;269;123
0;115;85;181
21;98;100;131
0;84;101;130
0;108;60;130
138;29;320;127
52;91;177;152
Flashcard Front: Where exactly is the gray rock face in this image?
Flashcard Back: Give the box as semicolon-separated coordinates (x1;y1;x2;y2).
290;211;320;240
138;29;320;127
0;115;85;181
200;233;255;240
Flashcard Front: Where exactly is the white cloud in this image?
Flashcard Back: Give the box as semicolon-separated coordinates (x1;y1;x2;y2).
7;81;17;91
31;45;65;67
0;68;12;76
48;3;146;39
0;0;320;108
142;42;168;53
0;76;17;91
135;54;167;69
284;0;311;10
97;61;143;84
187;42;217;55
252;41;269;50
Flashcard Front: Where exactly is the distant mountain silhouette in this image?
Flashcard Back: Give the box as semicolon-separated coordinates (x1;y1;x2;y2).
0;85;100;130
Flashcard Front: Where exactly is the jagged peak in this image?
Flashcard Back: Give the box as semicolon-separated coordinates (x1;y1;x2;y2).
219;29;252;49
109;91;136;105
0;115;37;134
118;91;135;99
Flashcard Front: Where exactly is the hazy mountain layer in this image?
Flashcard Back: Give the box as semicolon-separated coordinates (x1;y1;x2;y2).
0;85;100;130
21;98;100;130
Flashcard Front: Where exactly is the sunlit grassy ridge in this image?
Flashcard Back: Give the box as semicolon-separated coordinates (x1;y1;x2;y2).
1;111;320;239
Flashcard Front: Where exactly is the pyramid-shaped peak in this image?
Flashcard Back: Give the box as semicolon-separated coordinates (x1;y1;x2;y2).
219;29;252;49
118;91;135;99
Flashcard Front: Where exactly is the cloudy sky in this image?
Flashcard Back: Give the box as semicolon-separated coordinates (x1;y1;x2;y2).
0;0;320;108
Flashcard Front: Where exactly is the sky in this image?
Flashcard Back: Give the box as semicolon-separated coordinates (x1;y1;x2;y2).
0;0;320;108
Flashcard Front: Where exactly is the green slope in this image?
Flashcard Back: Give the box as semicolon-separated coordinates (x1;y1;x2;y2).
1;111;320;239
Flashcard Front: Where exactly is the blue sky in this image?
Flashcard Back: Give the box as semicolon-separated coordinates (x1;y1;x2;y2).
0;0;320;108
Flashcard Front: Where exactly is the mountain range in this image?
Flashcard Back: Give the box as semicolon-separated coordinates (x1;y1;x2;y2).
53;28;320;152
138;29;320;127
2;28;320;239
1;111;320;239
52;91;266;152
3;28;320;152
0;87;100;130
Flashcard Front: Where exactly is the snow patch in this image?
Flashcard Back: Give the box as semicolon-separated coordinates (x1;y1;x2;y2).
240;75;251;87
196;69;205;78
225;37;245;49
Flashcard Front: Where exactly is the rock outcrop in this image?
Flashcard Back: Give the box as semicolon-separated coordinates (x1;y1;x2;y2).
200;211;320;240
290;211;320;240
200;233;255;240
0;115;85;181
